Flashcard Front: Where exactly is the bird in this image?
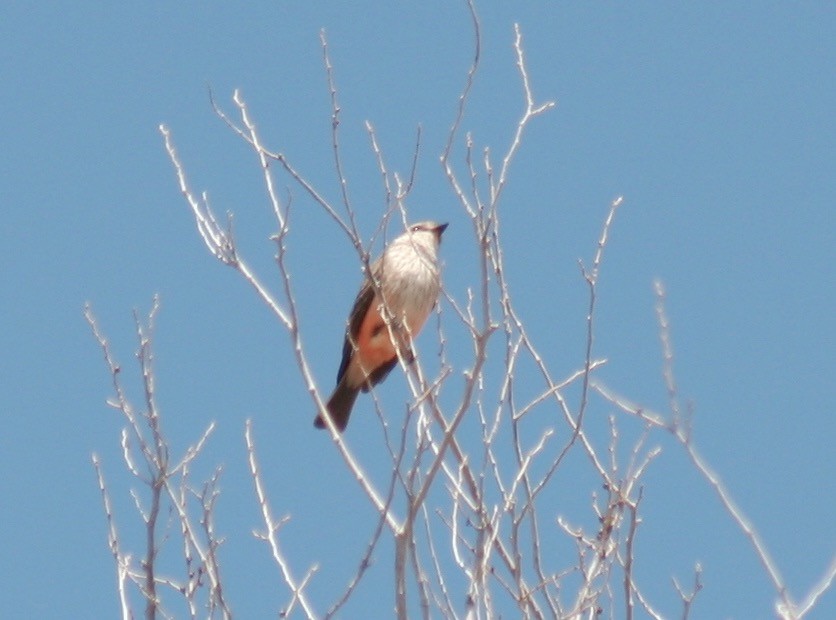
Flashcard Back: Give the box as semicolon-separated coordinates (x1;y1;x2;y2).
314;221;448;432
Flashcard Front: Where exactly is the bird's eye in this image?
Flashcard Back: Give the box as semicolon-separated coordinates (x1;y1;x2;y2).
411;225;421;232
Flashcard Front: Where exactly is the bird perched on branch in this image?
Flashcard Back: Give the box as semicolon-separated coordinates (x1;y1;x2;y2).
314;221;448;432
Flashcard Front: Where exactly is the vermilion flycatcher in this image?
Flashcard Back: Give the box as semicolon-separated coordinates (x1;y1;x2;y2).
314;221;448;432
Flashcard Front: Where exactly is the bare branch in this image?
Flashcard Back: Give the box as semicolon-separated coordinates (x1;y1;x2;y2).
87;302;231;618
92;455;133;620
245;420;318;619
654;282;791;613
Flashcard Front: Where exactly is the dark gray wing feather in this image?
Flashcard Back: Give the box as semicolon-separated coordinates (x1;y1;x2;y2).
360;357;398;392
335;278;375;385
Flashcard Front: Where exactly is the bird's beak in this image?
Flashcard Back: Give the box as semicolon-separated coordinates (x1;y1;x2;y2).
435;222;449;238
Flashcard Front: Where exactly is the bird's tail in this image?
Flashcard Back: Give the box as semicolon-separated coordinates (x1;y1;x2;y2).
314;379;359;432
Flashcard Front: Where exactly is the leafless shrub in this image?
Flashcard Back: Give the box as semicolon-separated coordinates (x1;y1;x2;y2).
87;3;835;618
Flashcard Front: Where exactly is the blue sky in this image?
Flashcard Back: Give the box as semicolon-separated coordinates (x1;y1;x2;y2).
1;2;834;618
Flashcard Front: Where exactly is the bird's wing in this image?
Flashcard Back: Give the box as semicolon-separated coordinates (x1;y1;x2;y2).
359;357;398;393
335;277;376;385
